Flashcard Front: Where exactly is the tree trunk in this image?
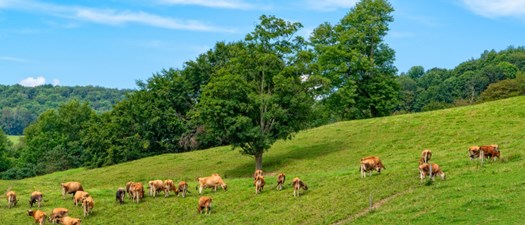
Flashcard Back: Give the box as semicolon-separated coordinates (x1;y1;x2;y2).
255;151;263;170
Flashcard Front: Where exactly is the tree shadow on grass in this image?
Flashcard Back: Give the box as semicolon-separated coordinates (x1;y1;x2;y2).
224;139;348;178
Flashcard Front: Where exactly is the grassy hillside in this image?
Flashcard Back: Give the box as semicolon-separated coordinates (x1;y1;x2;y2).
1;96;525;224
7;135;21;145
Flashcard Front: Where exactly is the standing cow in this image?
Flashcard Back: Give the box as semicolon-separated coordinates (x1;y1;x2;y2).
116;188;125;204
148;180;164;198
6;190;18;208
176;181;190;198
197;196;212;215
276;173;286;191
29;191;43;208
292;177;308;197
61;182;84;199
420;149;432;164
418;163;446;183
480;145;501;161
254;175;265;194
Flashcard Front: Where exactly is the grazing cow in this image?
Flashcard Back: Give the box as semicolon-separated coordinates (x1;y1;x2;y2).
6;190;18;208
116;188;125;204
73;191;89;207
276;173;286;191
360;156;386;178
28;210;47;225
130;182;144;203
125;181;133;199
468;146;481;160
480;145;501;161
292;177;308;197
148;180;164;198
61;182;84;199
197;196;212;215
197;174;227;194
176;181;190;198
254;175;265;194
418;163;446;183
29;191;43;208
49;208;68;224
253;169;263;180
82;196;94;217
57;216;81;225
163;180;176;197
420;149;432;164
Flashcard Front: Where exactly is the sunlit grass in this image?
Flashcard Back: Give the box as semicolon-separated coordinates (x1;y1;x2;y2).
1;97;525;224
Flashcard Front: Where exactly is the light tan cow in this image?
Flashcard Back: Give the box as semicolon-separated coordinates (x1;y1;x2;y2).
197;174;227;194
61;182;84;199
125;181;133;199
253;169;263;179
130;182;144;203
420;149;432;164
360;156;386;178
418;163;446;183
82;196;94;217
197;196;212;215
254;175;265;194
73;191;89;207
176;181;189;198
292;177;308;197
28;209;47;225
49;207;68;224
148;180;164;198
57;216;81;225
276;173;286;191
6;190;18;208
29;191;43;208
163;179;176;197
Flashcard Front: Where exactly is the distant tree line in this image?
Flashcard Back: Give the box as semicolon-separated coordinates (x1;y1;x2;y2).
0;85;131;135
2;0;525;179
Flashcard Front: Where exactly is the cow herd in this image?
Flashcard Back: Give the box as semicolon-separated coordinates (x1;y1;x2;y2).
360;144;501;184
5;144;501;224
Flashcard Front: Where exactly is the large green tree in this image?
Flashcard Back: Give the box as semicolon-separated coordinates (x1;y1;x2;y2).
311;0;399;119
196;15;313;170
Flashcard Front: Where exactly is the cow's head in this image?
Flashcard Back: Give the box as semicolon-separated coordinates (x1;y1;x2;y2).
468;147;480;160
221;183;228;191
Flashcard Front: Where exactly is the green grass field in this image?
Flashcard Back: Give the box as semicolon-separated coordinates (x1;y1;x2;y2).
1;96;524;224
7;135;21;146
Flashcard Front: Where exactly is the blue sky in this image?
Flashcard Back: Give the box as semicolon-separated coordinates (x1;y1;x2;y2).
1;0;525;89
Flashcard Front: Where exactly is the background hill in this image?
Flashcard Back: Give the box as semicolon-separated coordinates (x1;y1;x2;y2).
0;84;131;135
0;96;524;224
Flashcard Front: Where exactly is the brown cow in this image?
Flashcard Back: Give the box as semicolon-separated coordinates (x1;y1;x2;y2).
61;182;84;199
360;156;386;178
125;181;133;199
276;173;286;191
73;191;89;207
420;149;432;164
28;209;47;225
49;207;68;224
176;181;190;198
253;169;263;179
197;174;227;194
163;180;176;197
468;146;481;160
148;180;164;198
418;163;446;183
6;190;18;208
29;191;43;208
254;175;265;194
82;196;94;217
292;177;308;197
480;145;501;161
57;216;81;225
130;182;144;203
197;196;212;215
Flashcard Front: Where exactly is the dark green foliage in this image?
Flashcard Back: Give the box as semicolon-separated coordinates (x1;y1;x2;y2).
398;46;525;113
0;84;130;135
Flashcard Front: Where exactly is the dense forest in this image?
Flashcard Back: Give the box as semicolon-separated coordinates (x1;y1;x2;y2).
1;0;525;179
0;85;131;135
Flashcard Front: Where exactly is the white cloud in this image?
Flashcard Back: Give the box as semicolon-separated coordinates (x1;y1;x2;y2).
305;0;358;12
461;0;525;18
0;56;29;62
52;79;60;86
159;0;254;10
0;0;233;32
19;76;45;87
